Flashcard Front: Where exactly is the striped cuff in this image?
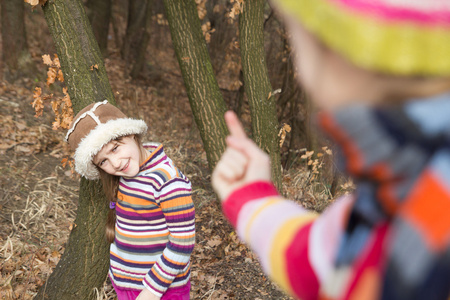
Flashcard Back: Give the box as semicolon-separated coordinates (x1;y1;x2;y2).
222;181;279;227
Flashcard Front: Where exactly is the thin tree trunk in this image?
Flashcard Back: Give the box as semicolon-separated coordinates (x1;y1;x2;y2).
1;0;34;82
130;0;153;79
239;0;282;191
122;0;149;64
35;0;115;298
110;0;127;51
85;0;112;57
163;0;228;170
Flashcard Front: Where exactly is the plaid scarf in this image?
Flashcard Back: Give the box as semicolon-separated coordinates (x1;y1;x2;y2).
320;92;450;299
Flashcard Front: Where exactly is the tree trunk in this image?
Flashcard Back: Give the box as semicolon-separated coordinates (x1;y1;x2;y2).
35;180;110;299
35;0;115;298
122;0;149;64
85;0;112;57
110;0;128;51
1;0;34;82
239;0;282;191
129;0;153;79
162;0;228;170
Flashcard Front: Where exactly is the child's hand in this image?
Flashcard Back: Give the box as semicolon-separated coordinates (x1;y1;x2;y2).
212;111;271;201
136;288;160;300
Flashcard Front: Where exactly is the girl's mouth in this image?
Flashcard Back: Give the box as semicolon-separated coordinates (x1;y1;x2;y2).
121;160;129;172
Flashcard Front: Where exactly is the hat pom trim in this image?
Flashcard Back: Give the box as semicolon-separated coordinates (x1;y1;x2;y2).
73;118;148;180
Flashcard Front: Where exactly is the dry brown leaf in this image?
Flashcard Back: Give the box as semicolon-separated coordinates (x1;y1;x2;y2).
42;54;52;66
31;87;44;117
69;223;77;231
61;157;69;168
24;0;39;6
57;69;64;82
207;237;222;248
278;123;291;147
196;0;207;20
47;67;57;86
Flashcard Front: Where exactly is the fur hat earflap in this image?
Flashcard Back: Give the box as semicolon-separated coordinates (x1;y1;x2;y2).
65;100;147;180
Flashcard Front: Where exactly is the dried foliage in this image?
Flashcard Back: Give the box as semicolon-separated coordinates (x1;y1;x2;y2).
278;123;291;147
24;0;47;9
35;54;74;131
0;114;58;155
0;167;78;299
155;14;169;26
228;0;244;21
201;22;216;44
195;0;208;21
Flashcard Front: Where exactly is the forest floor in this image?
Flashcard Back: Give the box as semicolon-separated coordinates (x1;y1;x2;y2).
0;9;345;300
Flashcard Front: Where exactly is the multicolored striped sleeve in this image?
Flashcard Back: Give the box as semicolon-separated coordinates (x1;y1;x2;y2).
142;172;195;296
223;181;352;300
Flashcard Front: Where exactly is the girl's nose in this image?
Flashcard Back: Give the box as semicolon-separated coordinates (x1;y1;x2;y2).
111;159;121;170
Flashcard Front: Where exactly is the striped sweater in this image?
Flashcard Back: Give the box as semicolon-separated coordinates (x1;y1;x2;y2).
108;143;195;297
223;93;450;299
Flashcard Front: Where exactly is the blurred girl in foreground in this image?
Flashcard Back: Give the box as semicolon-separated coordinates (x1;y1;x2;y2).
212;1;450;299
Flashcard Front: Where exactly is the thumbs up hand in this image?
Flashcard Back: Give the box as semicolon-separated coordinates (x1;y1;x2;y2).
212;111;272;201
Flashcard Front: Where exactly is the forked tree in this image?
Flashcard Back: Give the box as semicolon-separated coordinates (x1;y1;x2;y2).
34;0;113;298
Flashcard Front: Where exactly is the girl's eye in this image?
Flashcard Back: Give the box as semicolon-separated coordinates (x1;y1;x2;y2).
112;145;119;152
99;159;106;166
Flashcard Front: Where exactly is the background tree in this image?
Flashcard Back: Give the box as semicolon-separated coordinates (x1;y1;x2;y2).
163;0;229;170
122;0;154;79
122;0;149;61
85;0;112;57
239;0;282;190
34;0;114;298
1;0;35;82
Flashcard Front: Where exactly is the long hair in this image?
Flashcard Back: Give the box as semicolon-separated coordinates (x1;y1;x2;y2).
98;167;120;243
96;135;143;243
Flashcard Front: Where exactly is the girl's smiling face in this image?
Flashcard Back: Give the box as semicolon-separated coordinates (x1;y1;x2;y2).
94;135;145;177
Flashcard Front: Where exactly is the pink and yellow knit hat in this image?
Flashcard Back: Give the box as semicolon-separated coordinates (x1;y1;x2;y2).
272;0;450;76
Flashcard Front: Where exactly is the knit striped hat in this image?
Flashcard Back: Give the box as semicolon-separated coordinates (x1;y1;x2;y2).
65;100;147;180
272;0;450;76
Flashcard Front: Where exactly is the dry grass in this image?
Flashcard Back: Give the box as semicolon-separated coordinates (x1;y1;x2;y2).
0;166;78;299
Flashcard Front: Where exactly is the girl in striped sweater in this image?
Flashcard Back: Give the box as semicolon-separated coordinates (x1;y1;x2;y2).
66;100;195;300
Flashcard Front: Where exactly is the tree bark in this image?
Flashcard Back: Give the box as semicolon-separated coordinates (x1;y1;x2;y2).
122;0;149;64
239;0;282;191
35;0;115;298
85;0;112;57
129;0;153;79
1;0;34;82
162;0;228;170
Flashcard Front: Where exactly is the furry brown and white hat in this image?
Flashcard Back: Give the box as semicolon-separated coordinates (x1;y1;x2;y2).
65;100;147;180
